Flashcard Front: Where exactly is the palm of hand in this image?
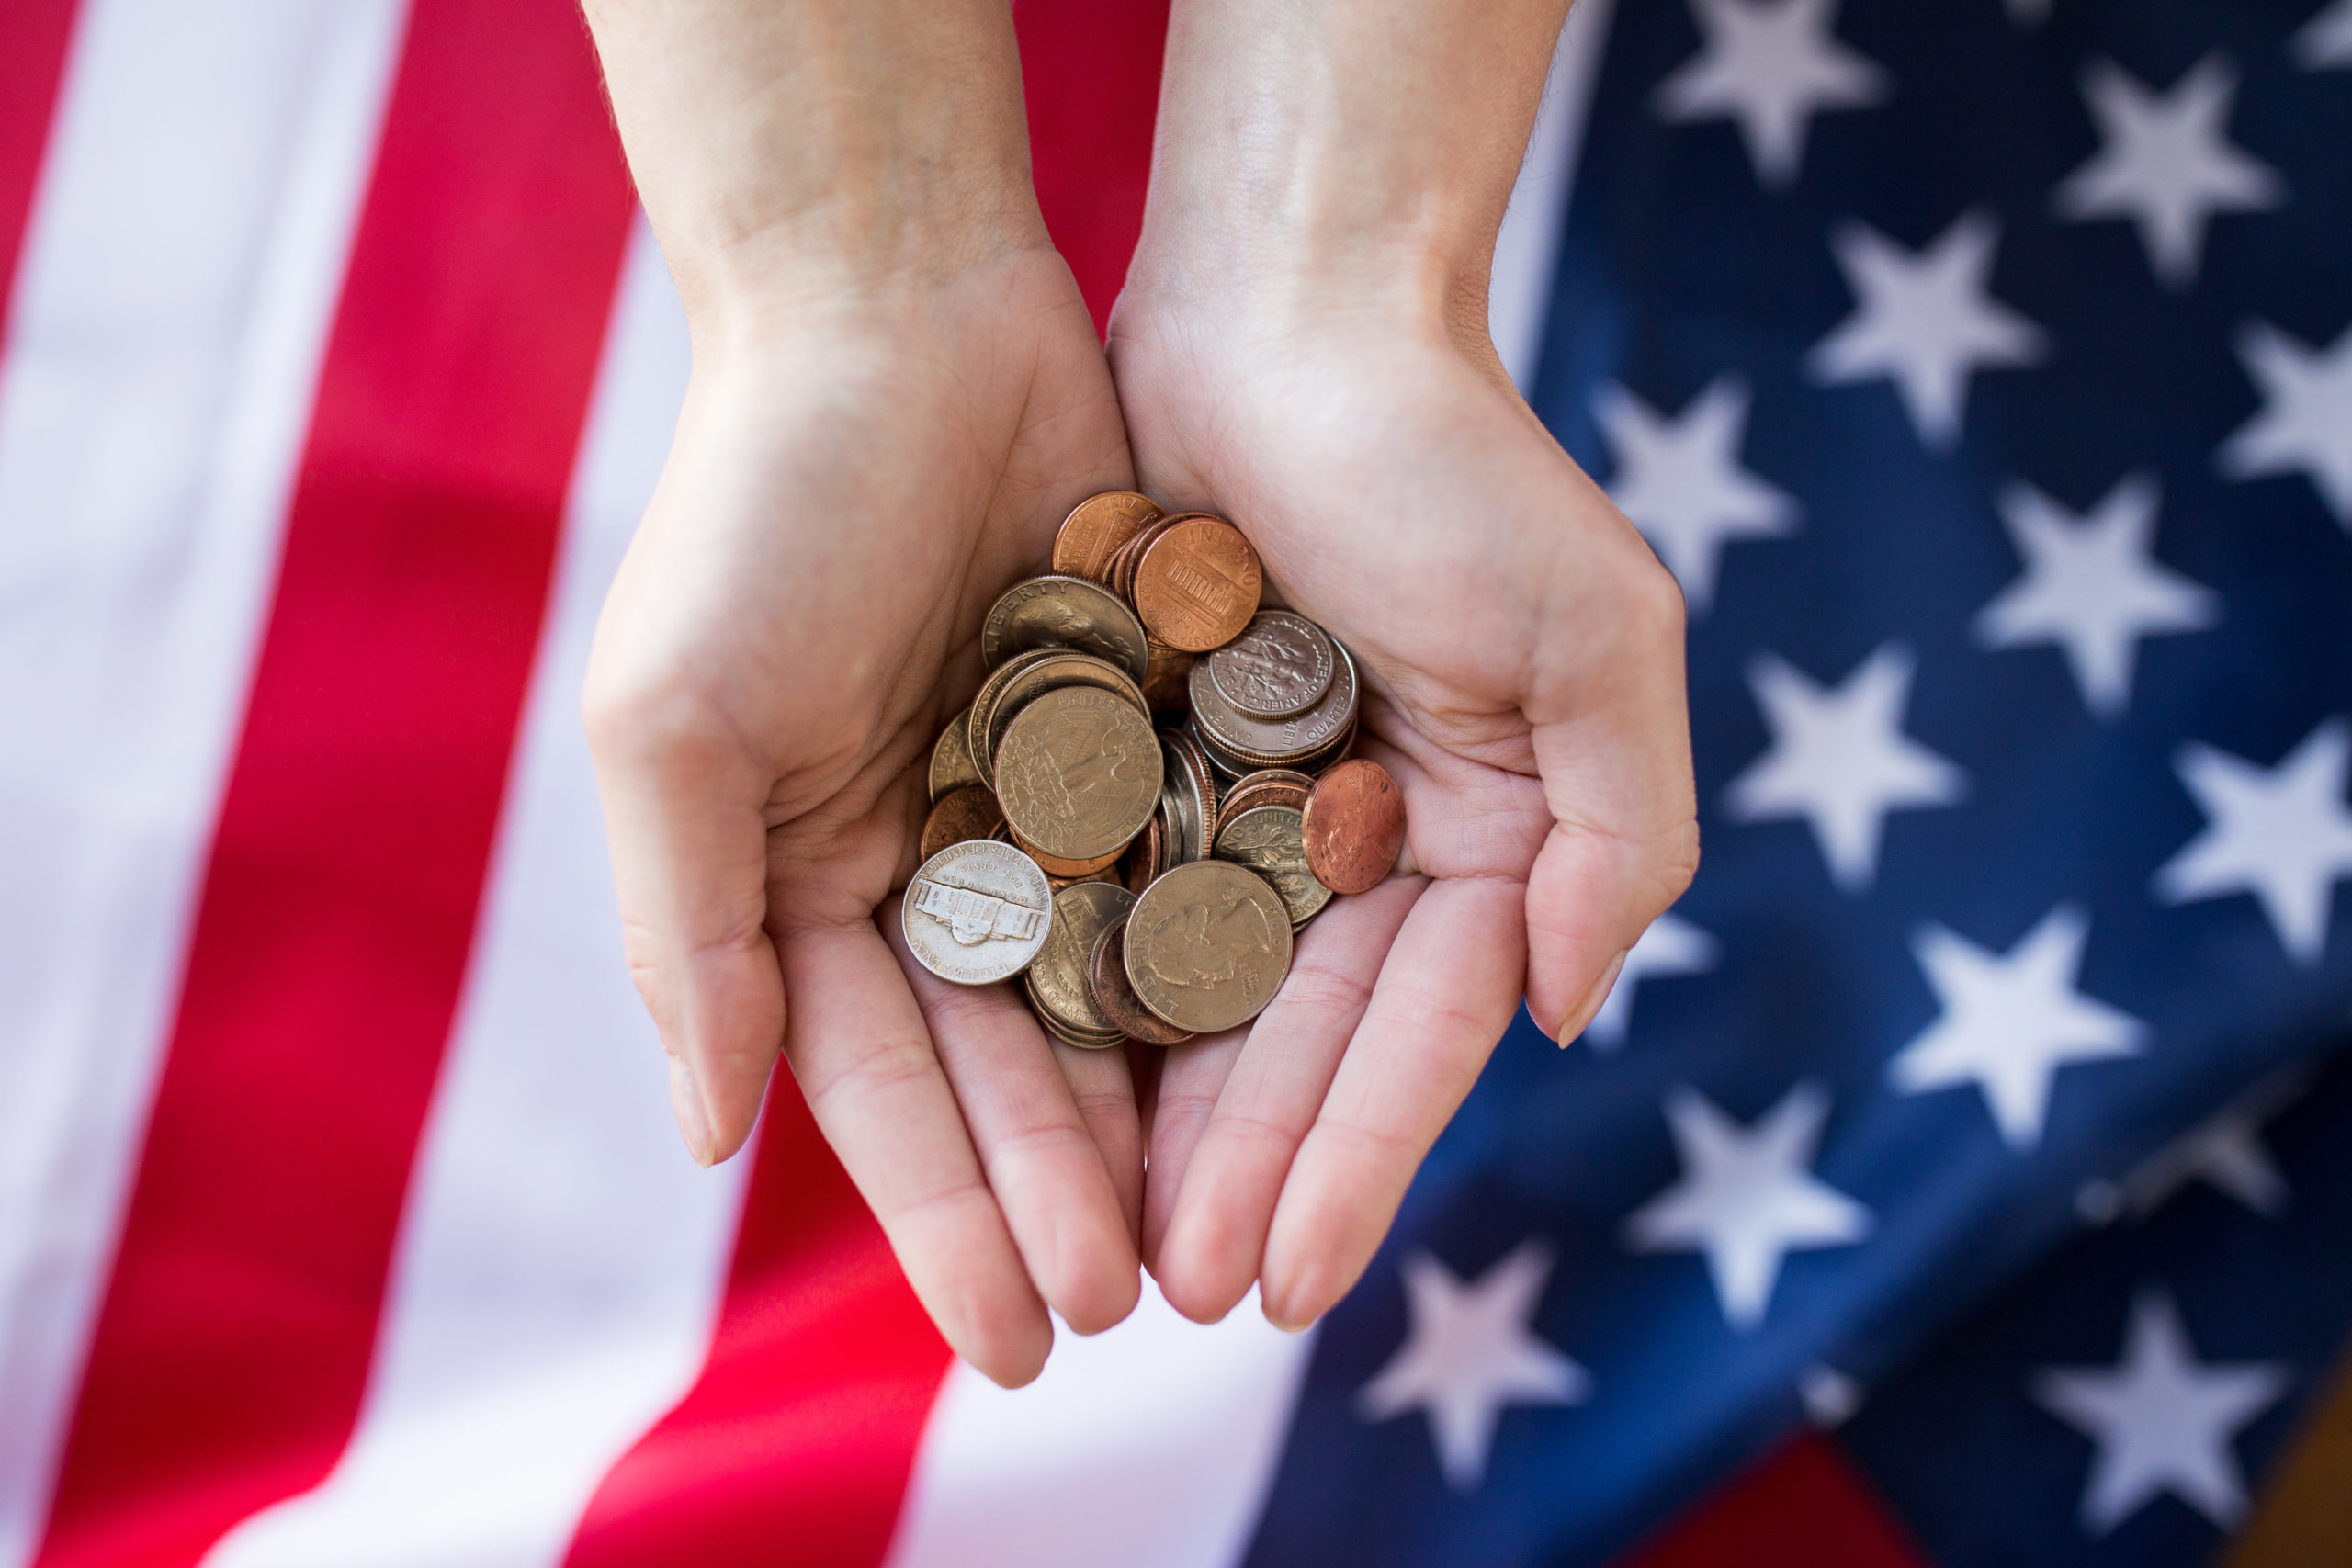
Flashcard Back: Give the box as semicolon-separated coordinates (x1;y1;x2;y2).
1109;312;1698;1327
587;252;1149;1384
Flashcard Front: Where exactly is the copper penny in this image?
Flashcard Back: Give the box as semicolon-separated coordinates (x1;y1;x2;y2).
1052;491;1161;582
1110;515;1178;604
1142;639;1195;713
1011;827;1127;879
921;784;1005;861
1088;917;1194;1046
1299;758;1407;896
1133;516;1262;652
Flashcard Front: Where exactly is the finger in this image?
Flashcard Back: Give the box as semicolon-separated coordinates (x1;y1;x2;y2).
1260;874;1526;1329
777;920;1053;1386
584;687;780;1167
1141;1024;1245;1274
1054;1039;1144;1248
1148;876;1419;1323
887;906;1143;1337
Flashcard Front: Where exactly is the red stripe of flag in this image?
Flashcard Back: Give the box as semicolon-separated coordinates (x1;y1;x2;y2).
1617;1436;1933;1568
560;10;1170;1562
0;0;82;342
29;4;636;1564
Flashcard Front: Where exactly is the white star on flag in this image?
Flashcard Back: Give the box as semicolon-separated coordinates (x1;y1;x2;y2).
1623;1081;1872;1330
2154;717;2352;965
1724;642;1968;893
2217;321;2352;528
1888;904;2147;1150
2052;56;2283;288
1972;474;2220;719
1808;210;2048;450
1356;1241;1590;1491
1593;377;1799;615
1652;0;1889;189
2295;0;2352;69
2086;1079;2296;1224
2031;1292;2289;1534
1583;912;1722;1052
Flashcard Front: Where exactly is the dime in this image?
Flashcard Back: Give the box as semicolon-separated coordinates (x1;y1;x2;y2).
1011;826;1126;879
1187;637;1357;768
1024;881;1136;1045
921;784;1005;861
1212;803;1332;928
1125;860;1293;1032
1089;917;1194;1045
928;707;983;803
1207;611;1335;718
1301;758;1407;895
902;840;1053;986
978;649;1150;780
981;575;1151;684
994;686;1163;862
1052;491;1161;582
1133;515;1263;653
1159;728;1219;865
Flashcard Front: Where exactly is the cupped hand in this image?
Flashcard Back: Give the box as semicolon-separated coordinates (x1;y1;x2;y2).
583;252;1146;1384
1108;297;1701;1330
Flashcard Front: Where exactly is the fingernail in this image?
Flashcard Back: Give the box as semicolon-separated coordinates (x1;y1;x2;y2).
669;1055;716;1167
1556;951;1629;1046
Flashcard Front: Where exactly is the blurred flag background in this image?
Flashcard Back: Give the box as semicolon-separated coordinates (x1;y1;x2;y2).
0;2;2347;1566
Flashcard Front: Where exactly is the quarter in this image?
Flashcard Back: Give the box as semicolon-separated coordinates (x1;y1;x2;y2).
1023;881;1137;1044
1212;803;1332;927
1124;859;1293;1032
1088;917;1194;1046
981;575;1151;684
902;840;1054;986
928;707;983;802
994;686;1163;862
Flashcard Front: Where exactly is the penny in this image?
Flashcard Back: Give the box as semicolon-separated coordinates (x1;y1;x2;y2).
1125;859;1293;1032
1187;637;1357;768
982;575;1151;685
1121;816;1164;895
1142;640;1195;713
1051;491;1161;582
928;707;983;803
1214;769;1314;839
1301;758;1407;895
921;784;1005;861
1212;803;1332;927
1133;515;1262;653
1011;827;1126;879
1024;881;1136;1044
994;685;1162;862
1207;611;1335;718
902;840;1053;986
1088;917;1194;1046
1110;515;1179;604
978;649;1149;781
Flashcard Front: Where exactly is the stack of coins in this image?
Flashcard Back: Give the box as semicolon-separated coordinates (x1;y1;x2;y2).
904;492;1409;1049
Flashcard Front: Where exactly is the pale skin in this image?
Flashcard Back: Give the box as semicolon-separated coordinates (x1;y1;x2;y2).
580;0;1697;1385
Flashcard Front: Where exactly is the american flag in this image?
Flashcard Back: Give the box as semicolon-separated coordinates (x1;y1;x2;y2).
0;2;2347;1567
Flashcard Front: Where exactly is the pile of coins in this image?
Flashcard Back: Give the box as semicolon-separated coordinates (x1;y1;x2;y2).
902;492;1409;1048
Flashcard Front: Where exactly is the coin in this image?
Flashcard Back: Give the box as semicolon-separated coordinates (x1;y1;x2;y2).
1301;758;1407;895
1052;491;1161;582
1187;637;1357;768
994;685;1162;861
981;575;1151;684
1213;769;1314;839
1212;803;1332;927
967;647;1060;789
1133;515;1263;653
978;649;1150;781
921;784;1005;861
1159;728;1219;864
1011;826;1126;879
1024;881;1136;1044
1142;640;1195;714
1121;816;1164;895
928;707;983;802
1125;860;1293;1032
1110;515;1178;604
902;840;1053;986
1207;611;1335;717
1089;917;1194;1046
